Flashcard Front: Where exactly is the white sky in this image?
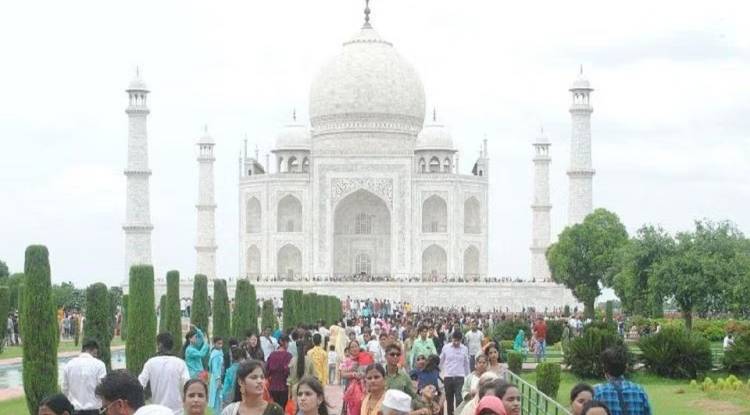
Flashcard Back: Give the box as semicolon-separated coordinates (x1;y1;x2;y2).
1;0;748;288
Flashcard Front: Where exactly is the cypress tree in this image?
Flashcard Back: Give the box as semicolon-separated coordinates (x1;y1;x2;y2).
0;286;9;352
121;294;129;341
85;283;112;370
212;279;230;344
126;265;156;376
232;280;254;337
190;274;209;332
282;289;295;330
165;270;182;355
158;294;167;334
261;299;277;331
107;287;120;341
248;283;258;334
21;245;59;414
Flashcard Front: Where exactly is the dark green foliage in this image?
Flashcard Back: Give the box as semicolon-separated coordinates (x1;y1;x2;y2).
85;283;112;370
165;271;182;355
282;289;295;329
52;281;85;311
0;259;7;279
190;274;209;332
565;326;630;379
605;301;613;324
126;265;156;376
724;333;750;374
563;305;571;317
536;363;561;399
546;320;564;345
158;294;167;334
492;320;529;341
212;279;231;345
261;299;277;331
638;326;712;378
232;280;257;337
5;273;24;311
507;351;523;374
21;245;59;414
121;294;128;341
0;286;9;352
547;209;629;318
247;283;258;334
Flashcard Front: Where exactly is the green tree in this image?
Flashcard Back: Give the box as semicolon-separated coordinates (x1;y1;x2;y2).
20;246;59;413
612;226;674;317
547;209;629;319
85;283;112;370
121;294;129;341
5;273;24;310
190;275;209;332
654;220;748;329
0;286;9;352
108;287;121;341
212;279;231;345
165;271;183;355
0;259;8;280
232;280;257;337
282;289;296;329
126;265;156;375
158;294;167;334
261;299;277;331
52;281;86;311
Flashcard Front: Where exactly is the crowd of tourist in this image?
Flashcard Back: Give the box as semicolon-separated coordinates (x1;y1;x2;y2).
36;300;655;415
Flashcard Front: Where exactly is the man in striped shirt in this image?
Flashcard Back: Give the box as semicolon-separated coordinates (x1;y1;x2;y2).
594;345;652;415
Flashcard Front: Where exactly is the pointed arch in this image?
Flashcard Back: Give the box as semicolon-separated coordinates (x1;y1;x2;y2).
302;157;310;173
277;194;302;232
277;244;302;281
422;244;447;281
429;156;441;173
287;156;298;172
422;195;447;233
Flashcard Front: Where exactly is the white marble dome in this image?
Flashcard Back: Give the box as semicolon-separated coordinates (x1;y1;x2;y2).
309;25;426;136
275;117;311;150
416;116;453;151
570;72;592;90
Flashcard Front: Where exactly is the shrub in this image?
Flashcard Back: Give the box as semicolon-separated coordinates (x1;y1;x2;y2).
692;319;725;341
536;363;561;399
21;245;59;414
605;301;613;324
546;320;564;345
492;319;529;341
158;294;166;334
85;283;112;370
0;286;9;352
190;274;209;332
565;326;629;379
121;294;128;341
725;320;750;336
507;351;523;374
724;333;750;374
499;340;515;354
638;326;712;378
165;271;182;355
212;279;230;345
126;265;156;376
232;280;257;337
261;299;277;331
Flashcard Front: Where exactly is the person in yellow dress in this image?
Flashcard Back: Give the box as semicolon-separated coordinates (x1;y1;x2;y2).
307;333;329;385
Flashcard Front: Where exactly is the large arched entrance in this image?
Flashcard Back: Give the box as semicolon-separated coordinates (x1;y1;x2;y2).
334;189;391;279
277;244;302;281
422;244;447;281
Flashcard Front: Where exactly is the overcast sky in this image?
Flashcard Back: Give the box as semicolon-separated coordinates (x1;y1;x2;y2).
1;0;748;288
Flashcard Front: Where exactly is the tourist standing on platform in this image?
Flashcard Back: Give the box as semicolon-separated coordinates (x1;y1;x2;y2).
139;333;191;413
182;379;209;415
361;364;386;415
245;332;266;361
61;339;106;415
184;325;210;379
593;346;652;415
441;331;470;415
266;335;293;409
261;326;279;361
208;337;225;414
384;343;415;398
295;376;330;415
409;325;437;367
224;360;284;415
38;393;74;415
223;346;247;404
464;321;483;371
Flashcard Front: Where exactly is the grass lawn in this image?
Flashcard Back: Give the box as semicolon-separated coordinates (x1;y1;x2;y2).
0;337;125;360
0;397;28;414
521;371;750;415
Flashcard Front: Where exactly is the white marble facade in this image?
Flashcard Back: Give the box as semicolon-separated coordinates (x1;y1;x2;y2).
238;22;488;282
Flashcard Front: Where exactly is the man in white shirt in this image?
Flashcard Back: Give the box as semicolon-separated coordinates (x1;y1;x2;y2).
97;369;173;415
62;339;107;415
260;326;278;361
464;320;484;371
138;333;190;413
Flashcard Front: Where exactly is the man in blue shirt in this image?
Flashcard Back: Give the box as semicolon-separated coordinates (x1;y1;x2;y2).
594;345;652;415
440;330;470;415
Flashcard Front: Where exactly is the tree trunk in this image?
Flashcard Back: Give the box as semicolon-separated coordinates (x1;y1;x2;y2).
584;299;596;320
684;310;693;331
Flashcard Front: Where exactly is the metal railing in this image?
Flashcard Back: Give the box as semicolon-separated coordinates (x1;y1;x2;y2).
503;371;571;415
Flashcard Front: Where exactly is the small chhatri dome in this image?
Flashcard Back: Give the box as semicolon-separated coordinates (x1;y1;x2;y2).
416;109;453;151
309;12;426;137
275;110;311;150
127;67;148;91
198;124;214;144
570;64;592;91
534;126;550;145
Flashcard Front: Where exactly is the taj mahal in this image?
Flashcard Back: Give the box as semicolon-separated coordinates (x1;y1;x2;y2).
122;4;586;310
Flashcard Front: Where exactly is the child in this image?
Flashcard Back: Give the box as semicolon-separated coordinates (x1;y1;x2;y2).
327;344;337;385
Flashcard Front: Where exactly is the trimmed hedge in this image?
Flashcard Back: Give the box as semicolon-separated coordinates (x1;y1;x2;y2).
638;326;712;378
165;271;182;355
158;294;167;334
212;279;230;344
281;289;341;328
546;320;564;345
121;294;128;341
492;319;529;342
85;283;112;370
283;289;301;329
0;287;9;352
126;265;156;376
232;280;257;337
261;299;277;331
507;351;523;374
723;333;750;374
536;363;561;399
565;326;631;379
21;245;59;414
190;274;209;332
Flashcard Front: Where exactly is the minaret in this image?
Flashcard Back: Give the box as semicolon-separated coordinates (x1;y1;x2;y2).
123;68;154;279
567;66;595;224
531;128;552;281
196;126;218;279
